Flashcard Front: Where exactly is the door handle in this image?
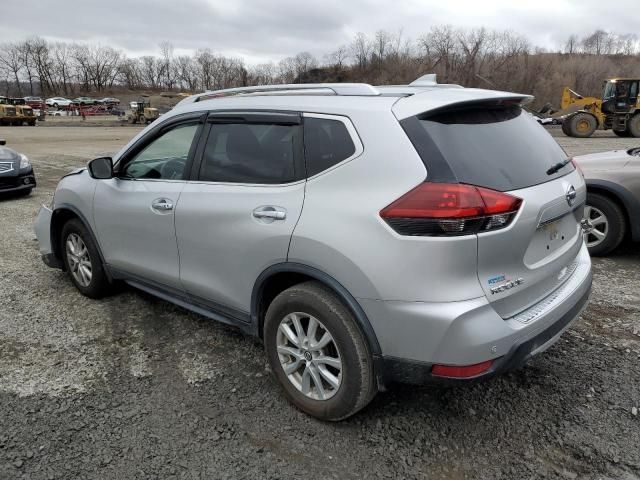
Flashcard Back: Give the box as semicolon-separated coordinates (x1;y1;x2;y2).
151;198;174;211
253;206;286;221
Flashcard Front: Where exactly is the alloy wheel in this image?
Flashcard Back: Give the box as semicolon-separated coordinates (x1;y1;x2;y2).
65;233;92;287
276;312;343;401
583;205;609;248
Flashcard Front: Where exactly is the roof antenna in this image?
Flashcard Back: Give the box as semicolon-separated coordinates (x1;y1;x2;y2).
409;74;437;87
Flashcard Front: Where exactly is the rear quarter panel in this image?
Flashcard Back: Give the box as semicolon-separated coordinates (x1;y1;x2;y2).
288;109;484;302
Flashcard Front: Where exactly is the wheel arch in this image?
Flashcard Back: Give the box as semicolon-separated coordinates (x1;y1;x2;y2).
50;204;111;278
251;262;382;356
586;180;640;241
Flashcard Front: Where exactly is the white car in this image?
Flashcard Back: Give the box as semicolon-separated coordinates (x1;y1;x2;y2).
45;97;73;108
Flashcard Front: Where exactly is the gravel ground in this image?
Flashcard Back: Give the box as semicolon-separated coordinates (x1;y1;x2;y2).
0;126;639;480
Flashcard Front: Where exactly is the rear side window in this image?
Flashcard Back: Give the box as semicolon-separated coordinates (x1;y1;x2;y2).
199;123;301;184
402;105;572;191
304;117;356;177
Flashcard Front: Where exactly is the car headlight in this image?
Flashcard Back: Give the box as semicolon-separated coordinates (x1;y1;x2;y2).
19;153;30;169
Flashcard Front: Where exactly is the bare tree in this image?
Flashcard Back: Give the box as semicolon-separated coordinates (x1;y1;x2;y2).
325;45;349;69
582;30;609;55
351;32;371;70
159;41;175;89
174;55;199;91
0;43;24;95
0;26;639;105
564;34;579;54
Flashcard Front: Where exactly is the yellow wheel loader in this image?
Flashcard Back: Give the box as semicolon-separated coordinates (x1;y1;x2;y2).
128;99;159;125
560;79;640;138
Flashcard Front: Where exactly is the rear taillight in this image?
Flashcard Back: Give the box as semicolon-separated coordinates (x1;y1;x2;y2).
380;182;522;236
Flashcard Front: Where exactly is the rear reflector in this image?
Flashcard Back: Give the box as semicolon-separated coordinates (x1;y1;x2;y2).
431;360;494;378
380;182;522;236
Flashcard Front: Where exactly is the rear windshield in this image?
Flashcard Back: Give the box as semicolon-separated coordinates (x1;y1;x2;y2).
404;104;572;191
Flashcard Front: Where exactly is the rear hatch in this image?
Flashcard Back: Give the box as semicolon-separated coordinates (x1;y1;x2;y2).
395;95;586;318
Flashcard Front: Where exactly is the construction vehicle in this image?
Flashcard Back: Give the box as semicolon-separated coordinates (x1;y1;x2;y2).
560;79;640;138
0;97;19;126
128;98;159;124
15;105;36;126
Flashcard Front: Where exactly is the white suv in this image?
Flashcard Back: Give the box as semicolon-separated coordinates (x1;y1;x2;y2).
35;76;592;420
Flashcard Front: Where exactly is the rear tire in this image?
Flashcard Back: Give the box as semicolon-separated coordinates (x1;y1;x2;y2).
583;193;626;256
264;281;377;421
61;219;112;298
567;112;598;138
628;114;640;138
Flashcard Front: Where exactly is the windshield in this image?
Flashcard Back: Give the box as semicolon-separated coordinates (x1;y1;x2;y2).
603;81;616;99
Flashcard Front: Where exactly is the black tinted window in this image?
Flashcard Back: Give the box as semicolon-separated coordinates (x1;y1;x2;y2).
199;123;301;184
407;105;572;191
304;117;355;177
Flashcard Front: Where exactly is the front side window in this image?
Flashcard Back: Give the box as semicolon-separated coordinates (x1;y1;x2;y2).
199;123;301;184
121;123;199;180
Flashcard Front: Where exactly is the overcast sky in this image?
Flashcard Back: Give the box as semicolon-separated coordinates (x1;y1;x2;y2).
4;0;637;63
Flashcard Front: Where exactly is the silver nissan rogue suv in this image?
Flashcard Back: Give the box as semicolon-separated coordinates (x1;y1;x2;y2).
35;75;592;420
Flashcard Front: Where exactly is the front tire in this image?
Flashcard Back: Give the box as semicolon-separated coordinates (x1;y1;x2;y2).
61;219;112;298
567;112;598;138
264;281;376;421
583;193;626;256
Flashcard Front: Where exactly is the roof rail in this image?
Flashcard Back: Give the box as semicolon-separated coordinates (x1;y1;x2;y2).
178;83;380;105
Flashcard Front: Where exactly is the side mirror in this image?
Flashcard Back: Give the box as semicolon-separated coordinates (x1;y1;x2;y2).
0;139;6;146
87;157;113;179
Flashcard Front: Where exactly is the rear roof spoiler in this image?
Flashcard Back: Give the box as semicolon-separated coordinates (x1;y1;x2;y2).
392;89;533;120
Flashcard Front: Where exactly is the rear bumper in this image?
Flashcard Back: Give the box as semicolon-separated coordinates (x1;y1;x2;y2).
380;279;591;384
360;243;592;384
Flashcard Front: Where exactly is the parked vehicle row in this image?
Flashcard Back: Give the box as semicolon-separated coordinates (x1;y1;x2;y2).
45;96;121;108
35;76;595;421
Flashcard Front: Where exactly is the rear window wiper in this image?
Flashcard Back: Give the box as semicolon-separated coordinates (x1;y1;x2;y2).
546;158;572;175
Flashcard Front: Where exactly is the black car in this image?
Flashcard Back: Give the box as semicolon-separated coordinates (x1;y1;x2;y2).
0;139;36;195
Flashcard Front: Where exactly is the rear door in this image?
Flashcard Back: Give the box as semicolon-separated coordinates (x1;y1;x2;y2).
175;111;306;317
400;101;587;318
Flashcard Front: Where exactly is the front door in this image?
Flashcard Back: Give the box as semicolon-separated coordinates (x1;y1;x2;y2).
94;119;202;290
175;112;306;317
